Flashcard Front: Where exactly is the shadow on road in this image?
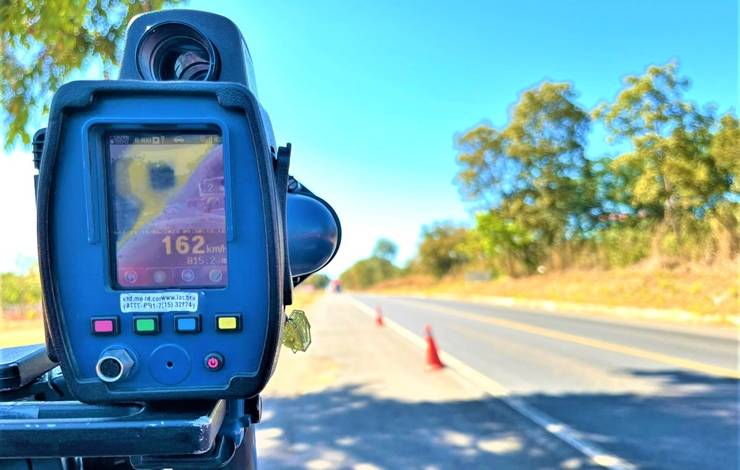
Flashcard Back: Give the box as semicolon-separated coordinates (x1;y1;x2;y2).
258;370;738;470
524;369;739;470
258;384;589;470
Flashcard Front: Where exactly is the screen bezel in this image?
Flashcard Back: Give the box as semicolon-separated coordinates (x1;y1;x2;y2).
104;128;229;291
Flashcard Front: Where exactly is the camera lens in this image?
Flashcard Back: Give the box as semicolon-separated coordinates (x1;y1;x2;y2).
136;22;219;81
175;51;210;81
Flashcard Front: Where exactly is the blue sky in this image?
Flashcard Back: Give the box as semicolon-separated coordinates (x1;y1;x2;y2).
0;0;737;276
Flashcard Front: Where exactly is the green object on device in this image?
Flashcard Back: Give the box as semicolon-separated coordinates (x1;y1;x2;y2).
283;310;312;353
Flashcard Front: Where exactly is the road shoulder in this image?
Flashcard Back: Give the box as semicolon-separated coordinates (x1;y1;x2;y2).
257;294;595;469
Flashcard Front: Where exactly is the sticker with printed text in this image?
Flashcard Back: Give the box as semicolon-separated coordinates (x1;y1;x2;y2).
120;292;198;313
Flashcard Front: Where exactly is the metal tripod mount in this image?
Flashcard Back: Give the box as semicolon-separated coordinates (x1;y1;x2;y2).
0;343;260;469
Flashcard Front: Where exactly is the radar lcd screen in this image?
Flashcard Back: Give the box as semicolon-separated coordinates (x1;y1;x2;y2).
107;132;228;288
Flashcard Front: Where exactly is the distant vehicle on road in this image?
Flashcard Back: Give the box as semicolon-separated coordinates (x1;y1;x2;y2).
327;279;342;293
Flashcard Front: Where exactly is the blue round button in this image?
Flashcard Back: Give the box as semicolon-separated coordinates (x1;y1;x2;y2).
148;344;191;385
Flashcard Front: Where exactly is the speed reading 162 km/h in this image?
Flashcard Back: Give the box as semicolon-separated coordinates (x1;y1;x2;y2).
161;234;207;255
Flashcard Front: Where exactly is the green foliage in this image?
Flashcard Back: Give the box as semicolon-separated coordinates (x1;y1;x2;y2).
1;267;42;307
471;212;539;275
590;223;653;268
596;63;738;258
456;82;599;255
417;222;469;278
707;115;740;257
710;114;740;194
372;239;398;262
304;273;331;289
596;63;734;237
449;62;738;276
1;0;182;148
339;256;400;290
340;240;401;289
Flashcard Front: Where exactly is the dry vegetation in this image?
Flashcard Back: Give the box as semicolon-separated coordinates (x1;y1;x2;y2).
291;288;324;311
371;260;739;321
0;319;45;348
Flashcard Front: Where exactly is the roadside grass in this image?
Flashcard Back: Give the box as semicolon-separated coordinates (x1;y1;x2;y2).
370;261;739;321
291;287;324;312
0;320;45;348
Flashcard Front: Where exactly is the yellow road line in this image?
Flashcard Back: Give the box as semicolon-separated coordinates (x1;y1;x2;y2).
397;299;740;380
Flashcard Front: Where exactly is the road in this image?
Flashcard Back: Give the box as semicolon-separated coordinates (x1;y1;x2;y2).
259;294;600;469
351;294;739;470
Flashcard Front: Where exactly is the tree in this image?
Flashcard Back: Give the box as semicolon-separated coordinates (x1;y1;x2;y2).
1;0;181;148
472;212;538;275
304;273;330;289
455;82;598;267
372;238;398;263
595;62;733;249
708;113;740;256
417;222;469;278
1;267;42;306
339;239;401;289
339;257;399;289
372;238;398;262
710;114;740;194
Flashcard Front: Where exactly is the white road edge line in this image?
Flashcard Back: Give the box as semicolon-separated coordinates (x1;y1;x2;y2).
345;294;636;470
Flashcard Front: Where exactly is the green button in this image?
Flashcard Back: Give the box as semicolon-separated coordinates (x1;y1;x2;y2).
135;318;157;333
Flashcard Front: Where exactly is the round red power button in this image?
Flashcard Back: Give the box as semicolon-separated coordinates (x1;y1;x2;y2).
204;352;224;371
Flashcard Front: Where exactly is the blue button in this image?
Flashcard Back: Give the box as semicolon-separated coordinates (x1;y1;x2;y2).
175;315;201;333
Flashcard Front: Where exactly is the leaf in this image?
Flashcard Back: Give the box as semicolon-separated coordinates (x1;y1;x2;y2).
1;0;183;148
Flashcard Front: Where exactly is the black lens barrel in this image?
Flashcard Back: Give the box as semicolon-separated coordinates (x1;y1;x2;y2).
136;22;219;81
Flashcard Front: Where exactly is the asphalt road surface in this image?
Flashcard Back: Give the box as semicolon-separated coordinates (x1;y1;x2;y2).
352;294;739;470
259;294;601;469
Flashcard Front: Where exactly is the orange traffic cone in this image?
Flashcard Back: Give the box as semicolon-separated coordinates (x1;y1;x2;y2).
375;306;384;327
424;324;444;370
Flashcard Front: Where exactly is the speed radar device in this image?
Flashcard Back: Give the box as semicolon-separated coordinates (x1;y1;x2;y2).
34;10;341;403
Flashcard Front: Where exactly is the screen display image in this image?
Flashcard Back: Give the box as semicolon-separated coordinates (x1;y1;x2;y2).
107;132;227;288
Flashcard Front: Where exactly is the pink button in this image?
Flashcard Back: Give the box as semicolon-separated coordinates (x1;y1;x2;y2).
94;320;114;333
204;352;224;371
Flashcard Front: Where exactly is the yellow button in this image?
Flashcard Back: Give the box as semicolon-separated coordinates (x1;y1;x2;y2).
217;316;239;331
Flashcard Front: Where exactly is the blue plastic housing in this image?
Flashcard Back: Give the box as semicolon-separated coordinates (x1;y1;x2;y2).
37;80;285;402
